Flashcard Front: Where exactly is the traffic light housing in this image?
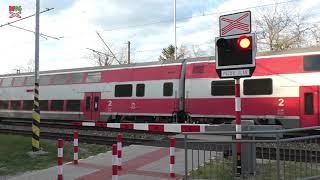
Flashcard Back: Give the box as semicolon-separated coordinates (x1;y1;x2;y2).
215;33;256;78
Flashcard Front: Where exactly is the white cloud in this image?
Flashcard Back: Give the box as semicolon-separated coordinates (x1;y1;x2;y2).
0;0;318;74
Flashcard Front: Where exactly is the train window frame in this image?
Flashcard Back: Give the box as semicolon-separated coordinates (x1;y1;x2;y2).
304;93;314;115
13;77;26;87
211;80;235;96
86;72;101;83
163;82;173;97
66;100;81;112
304;55;320;71
53;74;67;85
2;77;13;87
51;100;64;111
11;100;21;110
115;84;133;97
25;76;35;86
70;73;84;84
23;100;34;110
136;84;145;97
0;101;9;109
39;75;52;86
243;78;273;95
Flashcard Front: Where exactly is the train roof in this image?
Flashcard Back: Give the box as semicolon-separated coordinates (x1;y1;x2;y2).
1;47;320;78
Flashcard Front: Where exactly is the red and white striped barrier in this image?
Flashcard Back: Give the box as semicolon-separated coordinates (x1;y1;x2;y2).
71;122;208;133
74;131;79;165
169;137;175;177
117;133;122;170
57;139;63;180
112;144;118;180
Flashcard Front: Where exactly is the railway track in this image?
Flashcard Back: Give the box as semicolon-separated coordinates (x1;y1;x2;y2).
0;128;159;146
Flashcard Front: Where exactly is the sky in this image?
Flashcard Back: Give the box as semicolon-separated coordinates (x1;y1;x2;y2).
0;0;319;74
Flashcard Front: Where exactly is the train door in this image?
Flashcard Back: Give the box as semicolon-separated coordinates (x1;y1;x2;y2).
299;86;319;127
84;92;101;121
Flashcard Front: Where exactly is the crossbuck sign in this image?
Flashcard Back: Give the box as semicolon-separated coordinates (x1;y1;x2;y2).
219;11;251;37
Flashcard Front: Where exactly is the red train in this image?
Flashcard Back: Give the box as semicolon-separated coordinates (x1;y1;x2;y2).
0;50;320;128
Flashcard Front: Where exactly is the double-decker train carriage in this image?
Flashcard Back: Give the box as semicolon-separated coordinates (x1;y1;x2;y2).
0;49;320;128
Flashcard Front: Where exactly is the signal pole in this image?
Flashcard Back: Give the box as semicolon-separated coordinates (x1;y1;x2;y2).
127;41;130;64
173;0;177;61
32;0;41;152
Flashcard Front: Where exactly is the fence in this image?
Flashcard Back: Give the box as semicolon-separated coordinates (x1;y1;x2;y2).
183;126;320;180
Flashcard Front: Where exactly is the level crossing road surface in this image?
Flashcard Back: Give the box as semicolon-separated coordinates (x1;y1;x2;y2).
10;144;214;180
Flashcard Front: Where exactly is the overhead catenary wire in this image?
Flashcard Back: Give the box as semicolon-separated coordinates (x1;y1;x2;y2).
0;8;54;28
8;24;60;40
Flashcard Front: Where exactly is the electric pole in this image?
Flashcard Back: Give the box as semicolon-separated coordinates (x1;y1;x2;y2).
32;0;41;152
127;41;130;64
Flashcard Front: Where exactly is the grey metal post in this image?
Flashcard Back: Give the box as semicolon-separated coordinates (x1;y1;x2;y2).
276;134;280;180
31;0;41;152
184;134;188;180
127;41;130;64
173;0;177;61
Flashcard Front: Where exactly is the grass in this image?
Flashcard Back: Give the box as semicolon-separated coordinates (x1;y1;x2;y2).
189;158;320;180
0;134;110;176
189;159;233;180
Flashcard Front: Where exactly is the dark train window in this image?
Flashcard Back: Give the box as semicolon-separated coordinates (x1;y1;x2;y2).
304;93;314;115
13;77;25;86
51;100;64;111
11;101;21;110
2;78;13;87
23;100;34;110
0;101;9;109
87;72;101;83
94;96;99;111
115;84;132;97
53;74;67;85
25;76;35;86
163;82;173;96
211;80;235;96
66;100;80;111
71;73;83;84
244;78;273;95
86;96;91;111
136;84;145;97
39;75;52;85
40;100;49;111
304;55;320;71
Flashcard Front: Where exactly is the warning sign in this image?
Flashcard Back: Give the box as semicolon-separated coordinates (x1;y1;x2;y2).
219;11;251;37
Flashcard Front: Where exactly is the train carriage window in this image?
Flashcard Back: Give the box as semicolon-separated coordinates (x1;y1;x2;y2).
244;78;273;95
66;100;80;111
87;72;101;83
211;80;235;96
136;84;145;97
39;75;52;85
304;93;314;115
163;82;173;96
11;101;21;110
115;84;132;97
304;55;320;71
0;101;9;109
2;78;13;87
23;100;33;110
13;77;25;86
71;73;84;84
25;76;35;86
51;100;64;111
40;100;49;111
54;74;67;85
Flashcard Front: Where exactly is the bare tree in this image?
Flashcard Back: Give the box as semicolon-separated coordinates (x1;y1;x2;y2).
311;25;320;46
255;4;313;52
87;46;128;66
